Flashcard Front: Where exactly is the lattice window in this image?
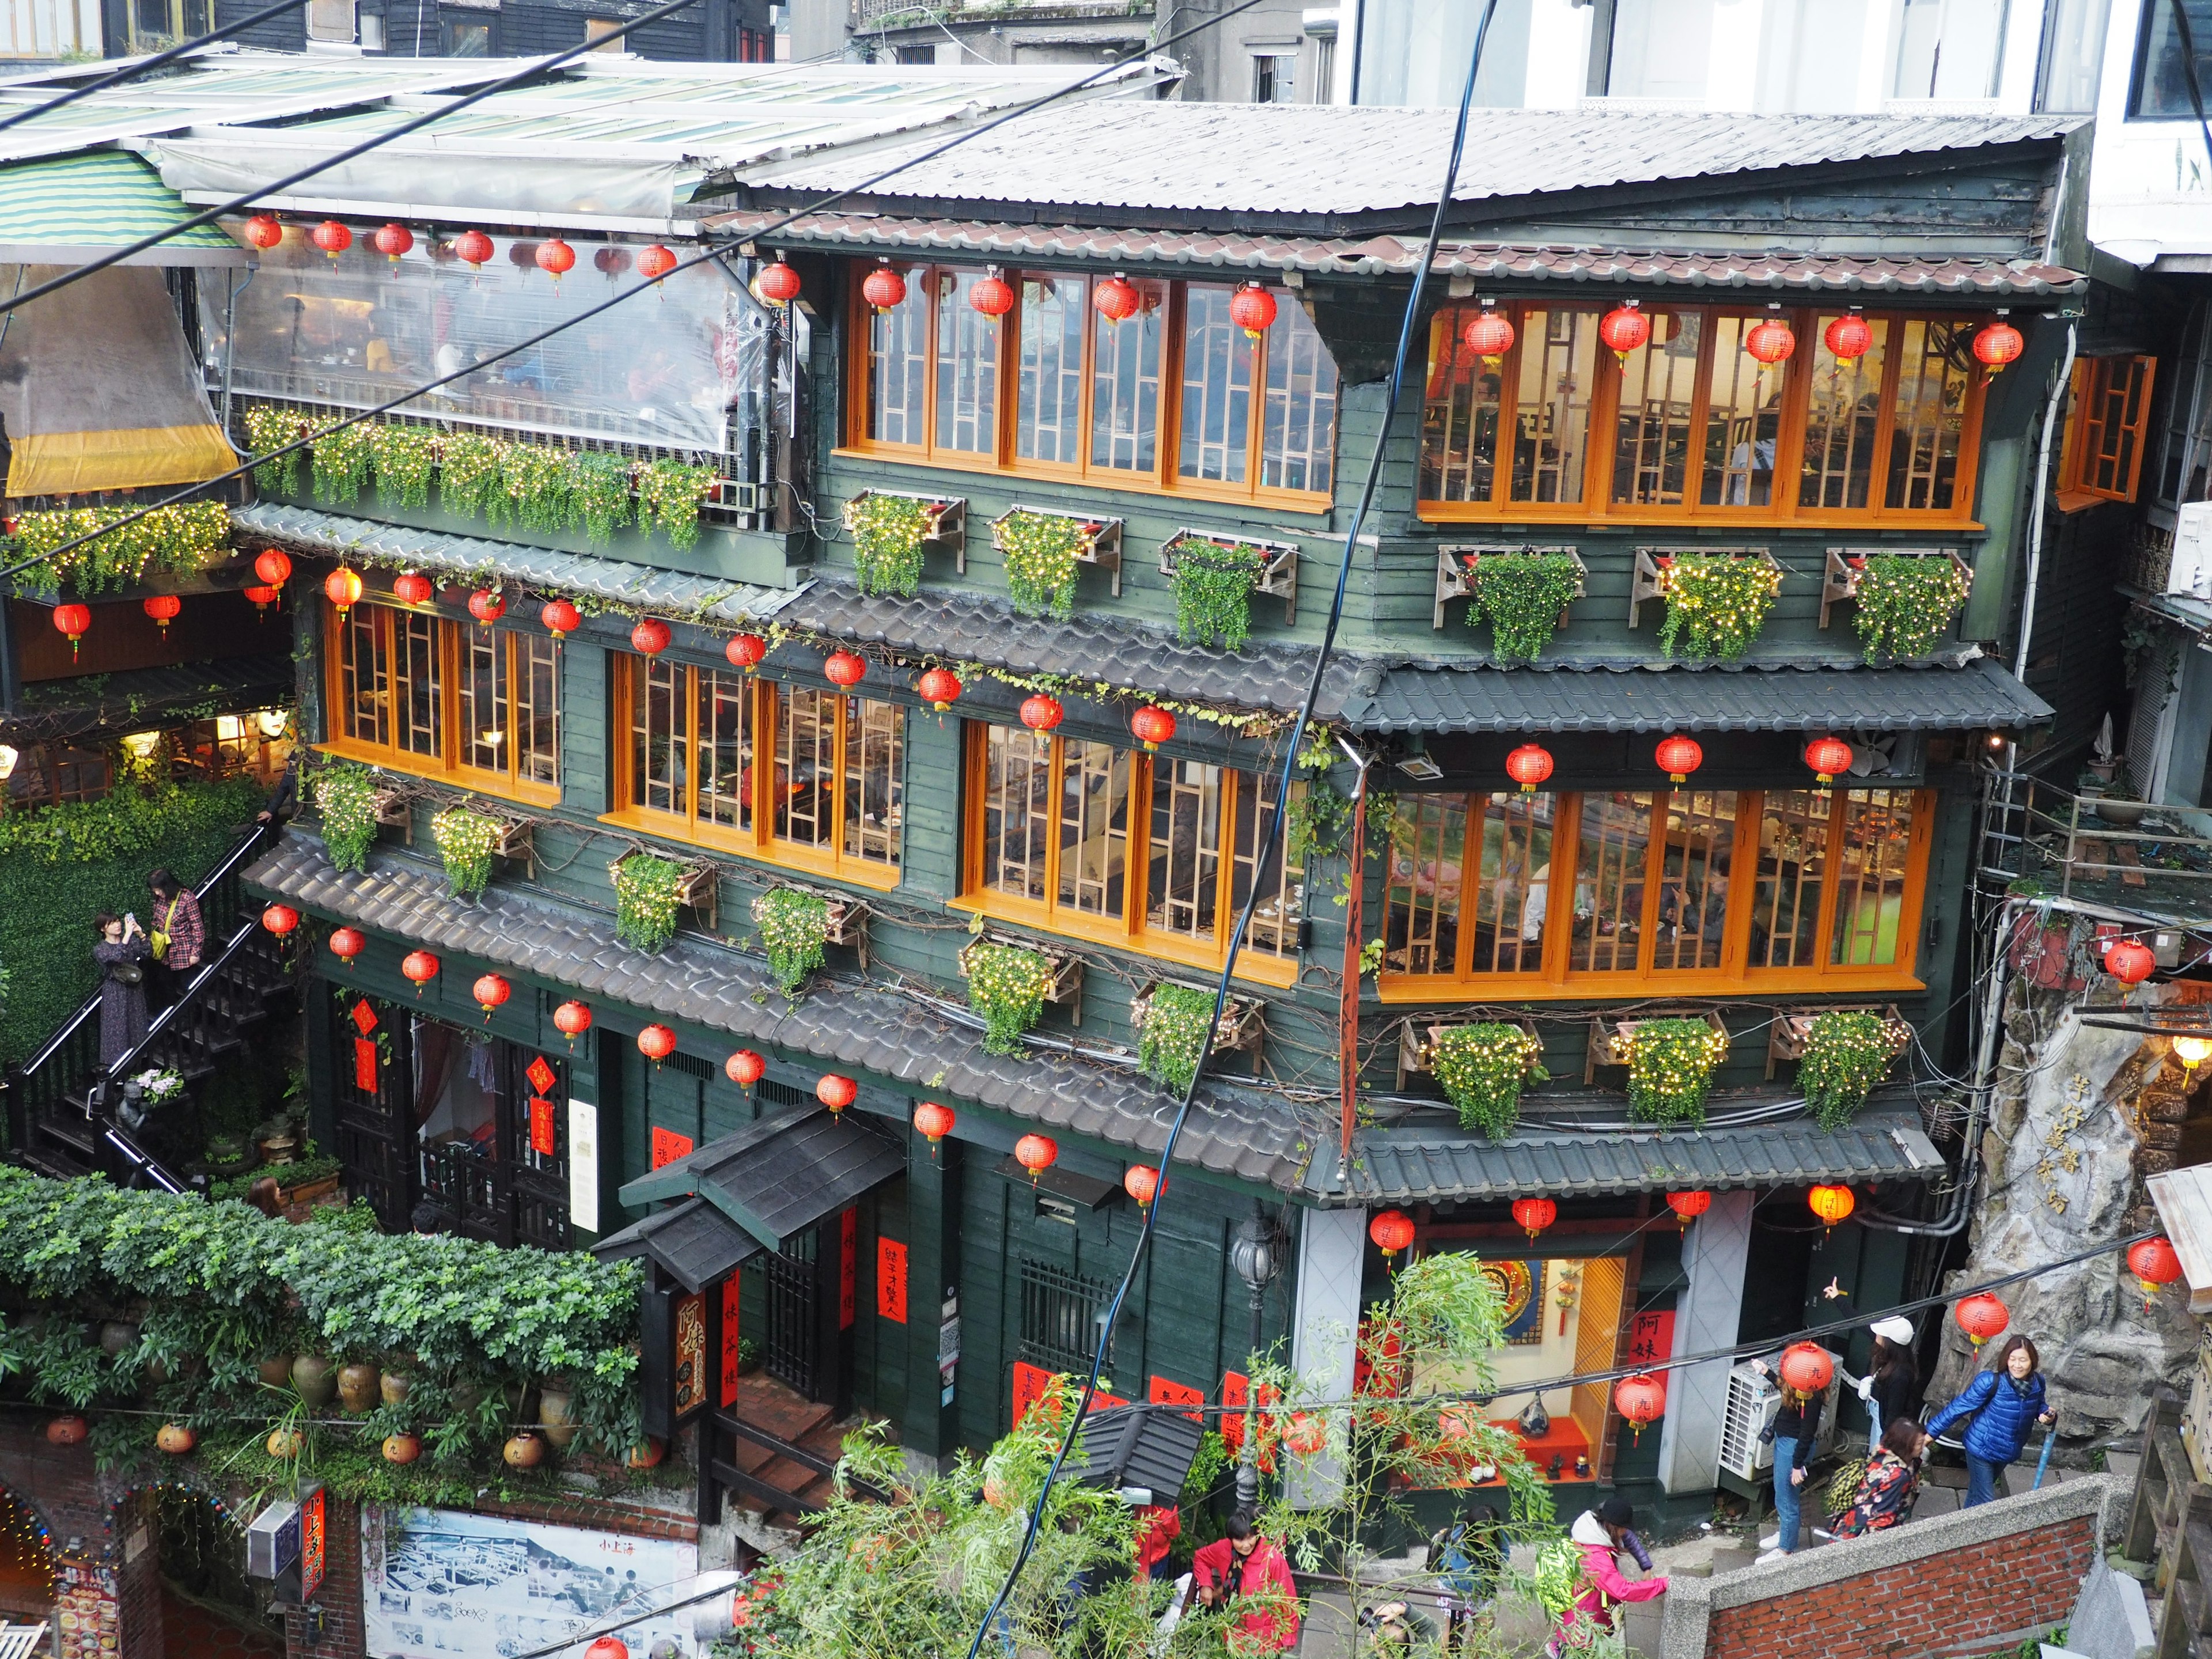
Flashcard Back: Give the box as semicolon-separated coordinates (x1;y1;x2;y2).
933;269;999;457
1571;793;1652;974
1090;279;1166;474
1611;310;1700;507
1802;316;1888;510
1147;758;1226;947
1017;275;1087;465
1262;299;1338;494
1179;284;1254;486
1512;307;1598;505
1884;320;1971;513
868;270;929;448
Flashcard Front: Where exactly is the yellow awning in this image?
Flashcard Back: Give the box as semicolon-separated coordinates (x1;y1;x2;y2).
7;423;235;497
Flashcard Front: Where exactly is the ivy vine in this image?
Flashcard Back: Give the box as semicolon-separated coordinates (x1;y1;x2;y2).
963;941;1049;1056
1166;537;1266;652
1623;1017;1729;1126
1797;1010;1898;1130
639;459;714;551
754;888;828;995
1467;551;1580;663
369;425;438;510
430;808;501;902
612;853;684;955
243;404;305;497
1657;555;1782;661
997;510;1086;619
847;494;936;599
309;421;376;506
1853;555;1970;662
312;764;381;873
1430;1022;1547;1138
1139;983;1215;1095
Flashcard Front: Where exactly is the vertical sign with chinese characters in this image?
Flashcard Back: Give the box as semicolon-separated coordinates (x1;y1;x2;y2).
876;1238;908;1323
719;1276;743;1409
1625;1309;1676;1413
298;1483;326;1601
526;1056;558;1156
1011;1360;1055;1427
673;1292;706;1417
839;1208;858;1331
651;1127;694;1169
567;1099;598;1233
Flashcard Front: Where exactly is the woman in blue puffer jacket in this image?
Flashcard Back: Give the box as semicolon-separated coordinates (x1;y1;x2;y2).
1925;1335;2055;1508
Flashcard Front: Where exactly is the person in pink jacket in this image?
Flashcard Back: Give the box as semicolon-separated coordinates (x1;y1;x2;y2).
1550;1497;1667;1654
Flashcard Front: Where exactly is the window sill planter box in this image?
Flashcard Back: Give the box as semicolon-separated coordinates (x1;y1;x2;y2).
370;784;412;844
1396;1017;1542;1091
675;862;720;929
840;488;965;575
1627;546;1780;631
490;817;535;880
1432;543;1584;631
1817;546;1973;629
1135;980;1266;1075
960;933;1085;1024
1584;1008;1730;1084
987;505;1124;592
1161;528;1301;624
1764;1004;1911;1079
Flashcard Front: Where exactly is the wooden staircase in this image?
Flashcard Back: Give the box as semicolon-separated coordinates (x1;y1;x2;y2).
710;1372;874;1534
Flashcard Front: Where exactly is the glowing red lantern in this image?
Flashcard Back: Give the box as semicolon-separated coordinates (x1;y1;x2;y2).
1505;742;1554;794
918;667;963;711
2105;938;2157;987
1955;1291;2009;1348
1461;305;1515;363
1020;693;1063;733
1014;1133;1058;1182
401;950;440;994
725;1049;764;1086
467;588;506;626
1130;706;1176;751
636;244;679;283
1229;282;1278;340
1123;1164;1159;1209
310;219;353;260
1283;1412;1327;1456
970;269;1016;318
325;567;364;617
1599;301;1651;361
1368;1208;1415;1260
1824;312;1872;362
1808;1184;1855;1229
1511;1196;1556;1240
637;1024;678;1065
1974;317;2025;374
1613;1374;1665;1442
824;649;867;687
2131;1237;2185;1308
1778;1342;1833;1395
756;256;801;305
915;1101;956;1146
1093;274;1140;322
374;222;413;263
51;602;88;658
816;1073;858;1115
1744;313;1796;365
327;926;366;967
584;1639;628;1659
535;237;576;281
1804;736;1853;785
255;548;293;587
142;594;180;632
630;618;671;657
553;1001;592;1046
726;632;767;671
540;599;581;642
392;571;433;605
245;585;281;615
261;904;300;938
861;262;908;312
452;229;494;271
1666;1189;1711;1228
1654;734;1702;784
243;214;283;251
472;974;510;1018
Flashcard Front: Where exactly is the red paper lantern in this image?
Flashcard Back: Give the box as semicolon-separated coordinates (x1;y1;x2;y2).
1093;274;1140;322
1778;1342;1833;1395
1020;693;1063;733
310;219;353;260
726;632;767;671
970;270;1016;318
467;589;506;626
1282;1412;1328;1456
142;594;180;632
1014;1132;1058;1182
328;926;366;966
255;548;293;587
636;244;679;283
1666;1189;1711;1227
1461;305;1515;363
1654;734;1703;784
1123;1164;1159;1209
816;1073;858;1115
245;584;281;615
401;950;440;993
2105;938;2157;987
540;599;581;641
1804;736;1854;785
1745;314;1796;365
1229;282;1278;340
1131;706;1176;751
243;213;283;251
630;618;671;657
915;1101;956;1146
1511;1196;1556;1240
918;666;963;711
637;1024;678;1064
535;237;576;279
2131;1237;2185;1307
1824;312;1873;362
1599;301;1652;359
1613;1374;1665;1442
1368;1208;1415;1260
1808;1183;1855;1229
261;904;300;938
1974;318;2025;374
452;229;494;270
861;262;908;312
756;256;801;305
553;1000;593;1046
725;1048;764;1086
1505;742;1554;794
373;222;413;263
51;602;88;658
392;571;433;605
824;649;867;687
584;1639;628;1659
325;567;364;616
1955;1291;2009;1347
472;974;510;1017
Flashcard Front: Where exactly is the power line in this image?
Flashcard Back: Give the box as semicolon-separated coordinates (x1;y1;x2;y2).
0;0;312;139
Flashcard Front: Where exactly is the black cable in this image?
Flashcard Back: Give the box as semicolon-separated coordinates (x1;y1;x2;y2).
957;7;1502;1656
0;0;313;138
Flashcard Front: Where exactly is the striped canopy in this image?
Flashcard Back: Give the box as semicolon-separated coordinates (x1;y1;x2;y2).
0;149;241;266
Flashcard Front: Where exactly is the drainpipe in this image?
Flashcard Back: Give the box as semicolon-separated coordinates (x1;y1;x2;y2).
2012;319;2078;685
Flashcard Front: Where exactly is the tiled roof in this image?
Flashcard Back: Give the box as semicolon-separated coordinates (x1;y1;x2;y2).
1;653;293;746
740;104;2080;220
711;211;2086;296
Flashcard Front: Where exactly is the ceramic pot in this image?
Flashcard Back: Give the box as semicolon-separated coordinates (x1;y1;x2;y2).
290;1354;338;1408
155;1423;195;1456
536;1385;577;1451
337;1362;381;1414
266;1427;303;1459
380;1370;412;1407
382;1434;422;1465
46;1415;88;1446
502;1432;545;1469
97;1321;138;1357
257;1355;294;1388
626;1437;664;1470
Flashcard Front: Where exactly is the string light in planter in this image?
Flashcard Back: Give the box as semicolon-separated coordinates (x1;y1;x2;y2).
1229;281;1278;340
1505;741;1554;794
1093;272;1140;322
1014;1132;1058;1182
1974;313;2024;374
310;219;352;260
142;594;180;632
553;999;593;1046
1804;735;1853;785
255;548;293;586
1807;1183;1855;1229
1665;1189;1711;1227
261;904;300;937
325;566;364;616
1824;310;1872;362
328;926;365;967
243;213;283;249
374;222;413;264
467;588;506;626
472;974;510;1019
401;949;440;994
1654;733;1703;783
862;260;908;312
817;1073;858;1115
631;617;671;656
637;1024;678;1065
51;602;88;658
971;266;1016;318
726;632;767;671
915;1101;956;1149
1124;1164;1159;1209
918;666;963;711
392;571;433;605
726;1048;765;1086
540;598;581;641
756;255;801;305
1462;301;1514;365
824;648;867;687
1510;1196;1556;1240
1953;1290;2009;1347
1368;1208;1415;1262
1021;692;1065;732
1131;706;1177;751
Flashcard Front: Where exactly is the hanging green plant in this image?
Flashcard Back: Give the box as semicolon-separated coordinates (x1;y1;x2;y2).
1853;555;1970;662
570;453;634;546
313;764;380;873
500;443;573;535
430;808;501;902
612;853;684;955
1138;983;1215;1094
1623;1017;1729;1126
1286;781;1353;864
1797;1010;1899;1130
753;888;829;995
963;941;1050;1055
366;424;437;510
309;420;376;507
997;510;1086;619
1657;555;1782;661
847;494;936;599
1467;551;1581;664
243;404;305;497
1430;1022;1548;1138
640;459;714;551
438;433;506;521
1166;537;1266;651
10;502;232;597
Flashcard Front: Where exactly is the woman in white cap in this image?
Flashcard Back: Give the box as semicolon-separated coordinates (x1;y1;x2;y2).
1858;1317;1919;1454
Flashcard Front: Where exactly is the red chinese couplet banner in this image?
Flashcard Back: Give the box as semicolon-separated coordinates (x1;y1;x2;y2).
353;1037;378;1093
529;1097;556;1156
1626;1309;1676;1412
877;1238;908;1323
1149;1374;1205;1421
839;1209;858;1331
1012;1360;1056;1427
650;1127;693;1169
719;1276;742;1409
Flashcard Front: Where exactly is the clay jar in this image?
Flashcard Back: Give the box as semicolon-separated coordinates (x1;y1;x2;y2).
536;1384;577;1452
46;1415;88;1446
336;1362;381;1414
381;1434;422;1465
156;1423;195;1455
290;1354;338;1408
256;1355;294;1388
380;1371;412;1408
502;1431;546;1469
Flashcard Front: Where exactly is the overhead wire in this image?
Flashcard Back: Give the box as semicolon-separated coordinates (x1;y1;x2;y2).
0;0;314;138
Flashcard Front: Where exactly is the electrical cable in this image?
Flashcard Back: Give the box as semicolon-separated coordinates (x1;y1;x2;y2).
0;0;314;139
957;7;1501;1656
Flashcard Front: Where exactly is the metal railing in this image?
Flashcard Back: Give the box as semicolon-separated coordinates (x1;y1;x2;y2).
1979;770;2212;922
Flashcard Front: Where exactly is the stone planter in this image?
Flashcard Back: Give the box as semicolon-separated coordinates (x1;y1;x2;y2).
290;1354;338;1408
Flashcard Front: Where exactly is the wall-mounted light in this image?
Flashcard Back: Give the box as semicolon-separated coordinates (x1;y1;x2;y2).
121;731;161;760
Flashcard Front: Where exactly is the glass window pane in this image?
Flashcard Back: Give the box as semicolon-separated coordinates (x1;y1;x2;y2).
1652;791;1737;971
1802;315;1889;510
1016;274;1086;464
697;670;752;832
1231;772;1306;959
1090;278;1165;474
1570;793;1652;974
773;684;838;851
1421;307;1503;504
982;725;1051;903
1471;791;1553;974
394;611;441;760
1179;284;1253;485
1385;794;1467;976
1611;309;1701;507
1262;296;1339;494
1147;759;1224;945
630;656;683;817
1510;308;1597;504
460;624;507;774
1752;790;1829;969
932;268;999;456
1607;0;1714;97
1831;790;1915;966
867;264;929;446
339;607;388;748
2083;357;2150;497
1700;317;1785;506
1893;0;2010;99
1756;0;1867;112
517;634;558;786
1885;320;1972;512
2133;0;2212;113
2036;0;2109;112
841;696;904;868
1055;738;1130;919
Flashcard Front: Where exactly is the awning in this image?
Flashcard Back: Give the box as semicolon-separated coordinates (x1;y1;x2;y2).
594;1196;762;1293
1071;1405;1208;1501
618;1105;905;1249
2147;1164;2212;1315
0;151;242;266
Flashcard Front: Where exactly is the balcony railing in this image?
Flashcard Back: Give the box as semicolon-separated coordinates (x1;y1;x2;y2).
1980;771;2212;922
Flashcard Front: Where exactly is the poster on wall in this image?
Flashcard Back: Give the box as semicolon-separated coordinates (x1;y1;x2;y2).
362;1507;701;1659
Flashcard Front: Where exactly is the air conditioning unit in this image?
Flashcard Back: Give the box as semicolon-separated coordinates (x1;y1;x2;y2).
2169;502;2212;599
1717;1351;1848;1482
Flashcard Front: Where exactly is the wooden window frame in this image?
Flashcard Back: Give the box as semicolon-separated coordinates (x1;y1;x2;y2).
1376;785;1934;1003
319;600;560;806
2058;354;2157;510
1417;302;1990;528
953;722;1302;988
838;264;1336;513
601;654;907;892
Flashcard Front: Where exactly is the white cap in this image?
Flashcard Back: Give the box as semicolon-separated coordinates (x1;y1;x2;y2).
1870;1316;1915;1344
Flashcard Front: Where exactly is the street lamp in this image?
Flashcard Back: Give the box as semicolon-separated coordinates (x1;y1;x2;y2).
1229;1213;1284;1510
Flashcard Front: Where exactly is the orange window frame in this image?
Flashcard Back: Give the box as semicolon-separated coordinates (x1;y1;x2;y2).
1417;303;1989;528
2058;354;2157;509
1376;786;1934;1003
319;600;560;807
839;265;1336;512
952;722;1303;987
601;654;906;891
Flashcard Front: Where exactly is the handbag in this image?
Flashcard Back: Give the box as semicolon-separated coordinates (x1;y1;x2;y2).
109;959;143;987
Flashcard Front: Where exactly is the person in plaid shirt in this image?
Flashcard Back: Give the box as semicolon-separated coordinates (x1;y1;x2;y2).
148;868;204;1011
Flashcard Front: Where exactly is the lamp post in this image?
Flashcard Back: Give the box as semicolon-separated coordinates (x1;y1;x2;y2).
1229;1214;1284;1510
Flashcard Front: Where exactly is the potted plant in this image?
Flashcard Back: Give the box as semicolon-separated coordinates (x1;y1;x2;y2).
962;941;1050;1055
1622;1017;1730;1126
1797;1010;1902;1130
753;888;830;996
1430;1022;1548;1138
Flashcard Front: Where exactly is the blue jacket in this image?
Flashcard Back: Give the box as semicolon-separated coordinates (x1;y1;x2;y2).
1926;1367;2048;1464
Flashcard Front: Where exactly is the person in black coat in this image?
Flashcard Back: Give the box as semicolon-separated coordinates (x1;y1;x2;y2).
1859;1316;1921;1454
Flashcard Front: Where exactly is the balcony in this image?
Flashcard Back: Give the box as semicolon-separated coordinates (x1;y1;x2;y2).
856;0;1152;24
1980;772;2212;923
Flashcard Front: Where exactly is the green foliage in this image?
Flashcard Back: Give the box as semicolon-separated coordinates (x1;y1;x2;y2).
753;888;828;995
369;423;438;510
1623;1017;1729;1126
1286;781;1352;863
500;442;573;535
846;493;936;599
963;942;1048;1055
570;452;634;545
430;808;500;902
639;458;714;551
998;509;1086;619
1430;1022;1547;1138
312;763;380;873
10;502;233;597
309;419;376;506
1853;554;1971;661
437;432;506;520
1467;551;1581;663
1797;1010;1898;1130
1657;554;1782;660
207;1152;344;1206
1138;983;1214;1095
1166;536;1265;651
243;404;305;496
612;853;684;955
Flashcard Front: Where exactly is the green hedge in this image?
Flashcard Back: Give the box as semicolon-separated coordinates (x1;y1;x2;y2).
0;778;265;1065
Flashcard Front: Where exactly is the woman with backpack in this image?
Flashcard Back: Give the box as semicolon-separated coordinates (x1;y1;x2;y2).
1925;1334;2055;1507
1834;1418;1931;1537
1427;1503;1502;1654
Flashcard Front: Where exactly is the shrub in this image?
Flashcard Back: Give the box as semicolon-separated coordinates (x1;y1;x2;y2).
1430;1022;1547;1138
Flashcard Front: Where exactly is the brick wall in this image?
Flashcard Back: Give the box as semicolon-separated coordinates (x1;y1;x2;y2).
285;1495;363;1659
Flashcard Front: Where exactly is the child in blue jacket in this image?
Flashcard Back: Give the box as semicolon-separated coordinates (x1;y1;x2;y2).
1925;1334;2055;1507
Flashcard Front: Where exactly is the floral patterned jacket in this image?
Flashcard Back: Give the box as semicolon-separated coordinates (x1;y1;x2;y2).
1836;1448;1921;1537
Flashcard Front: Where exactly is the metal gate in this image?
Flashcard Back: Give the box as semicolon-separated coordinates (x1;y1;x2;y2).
761;1230;821;1397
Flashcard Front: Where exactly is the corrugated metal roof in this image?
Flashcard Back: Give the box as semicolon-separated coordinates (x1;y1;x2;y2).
742;104;2081;219
0;151;241;264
